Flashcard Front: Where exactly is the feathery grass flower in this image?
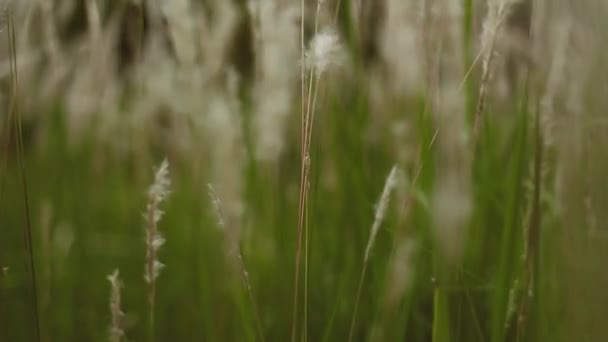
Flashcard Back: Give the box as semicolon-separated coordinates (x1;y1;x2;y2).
365;166;402;261
144;159;170;341
107;269;125;342
349;165;403;342
144;159;170;287
305;29;343;75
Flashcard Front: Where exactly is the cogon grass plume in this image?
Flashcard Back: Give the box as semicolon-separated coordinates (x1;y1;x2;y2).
348;165;402;342
207;183;243;270
473;0;521;143
514;6;546;335
365;166;401;262
107;269;125;342
144;159;171;341
304;29;343;77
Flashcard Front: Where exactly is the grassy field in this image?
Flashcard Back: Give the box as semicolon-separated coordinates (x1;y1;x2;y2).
1;0;608;341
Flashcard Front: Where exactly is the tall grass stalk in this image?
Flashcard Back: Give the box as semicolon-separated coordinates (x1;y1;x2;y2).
302;15;324;340
302;4;323;337
292;1;330;340
515;85;543;342
473;0;519;144
371;157;422;340
348;166;401;342
107;269;125;342
291;0;306;339
491;83;530;342
144;159;171;342
7;9;41;342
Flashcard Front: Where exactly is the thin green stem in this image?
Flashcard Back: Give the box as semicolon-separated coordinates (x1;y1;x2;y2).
432;285;450;342
293;3;323;341
292;0;307;337
9;11;41;342
347;262;368;342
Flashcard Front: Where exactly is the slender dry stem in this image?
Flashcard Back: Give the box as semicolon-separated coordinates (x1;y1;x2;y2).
293;1;324;340
291;0;306;339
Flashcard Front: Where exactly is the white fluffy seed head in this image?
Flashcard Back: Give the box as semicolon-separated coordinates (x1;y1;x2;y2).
151;233;166;250
207;183;225;228
107;269;121;291
305;29;343;75
480;0;523;76
144;260;166;284
148;159;171;204
365;166;403;262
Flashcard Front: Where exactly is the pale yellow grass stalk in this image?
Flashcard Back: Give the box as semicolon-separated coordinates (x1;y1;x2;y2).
292;4;343;339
